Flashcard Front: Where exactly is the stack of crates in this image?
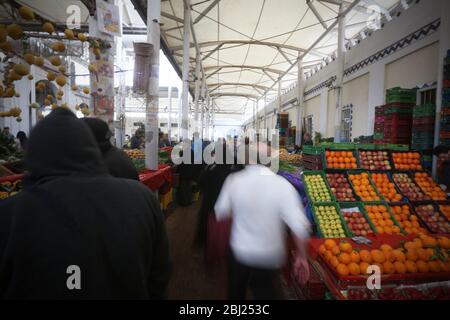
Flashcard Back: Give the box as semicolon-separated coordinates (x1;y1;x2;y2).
412;104;435;150
374;105;385;144
382;87;416;145
440;50;450;147
277;113;289;146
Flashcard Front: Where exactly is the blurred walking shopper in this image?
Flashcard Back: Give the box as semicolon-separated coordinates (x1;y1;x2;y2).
0;108;171;299
215;143;310;299
83;118;139;180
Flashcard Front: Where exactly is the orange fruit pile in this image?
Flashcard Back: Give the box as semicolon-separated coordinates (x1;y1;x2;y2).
392;152;422;171
413;172;447;200
365;204;402;235
319;235;450;276
349;173;381;201
371;173;402;202
389;204;428;235
439;205;450;220
326;151;358;169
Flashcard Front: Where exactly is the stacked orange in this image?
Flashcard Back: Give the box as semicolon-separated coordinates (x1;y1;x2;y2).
389;204;428;235
326;151;358;169
318;235;450;276
371;172;402;202
349;173;381;201
413;172;447;200
392;152;422;171
319;240;363;276
365;204;402;235
439;205;450;220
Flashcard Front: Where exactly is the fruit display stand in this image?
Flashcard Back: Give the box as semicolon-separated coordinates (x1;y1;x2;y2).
139;164;173;193
310;202;352;238
339;202;377;237
302;171;335;204
0;174;23;200
411;202;450;234
303;235;450;300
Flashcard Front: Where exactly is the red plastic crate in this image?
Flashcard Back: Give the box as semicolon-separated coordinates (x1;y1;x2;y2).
413;117;435;125
440;131;450;139
384;102;415;108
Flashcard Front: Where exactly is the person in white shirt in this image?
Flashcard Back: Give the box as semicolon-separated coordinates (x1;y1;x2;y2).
214;143;310;299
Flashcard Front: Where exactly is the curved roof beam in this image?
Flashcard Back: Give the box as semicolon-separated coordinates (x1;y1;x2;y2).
170;40;306;53
209;83;275;92
210;93;259;100
204;65;284;75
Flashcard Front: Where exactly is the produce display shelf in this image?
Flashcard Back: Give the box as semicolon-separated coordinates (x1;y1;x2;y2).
308;236;450;288
302;170;336;204
357;149;393;171
369;171;407;203
362;201;406;235
338;202;378;236
310;202;353;238
347;170;385;202
410;202;450;234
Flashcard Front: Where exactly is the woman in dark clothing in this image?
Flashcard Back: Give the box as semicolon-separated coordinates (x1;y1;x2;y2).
0;108;171;299
16;131;27;150
194;143;243;251
82;118;139;180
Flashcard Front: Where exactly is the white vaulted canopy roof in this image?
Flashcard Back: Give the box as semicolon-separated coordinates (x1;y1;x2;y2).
2;0;404;118
149;0;402;116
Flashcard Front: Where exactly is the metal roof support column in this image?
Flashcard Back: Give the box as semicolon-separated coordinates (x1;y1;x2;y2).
278;79;282;112
145;0;160;170
264;95;268;139
433;0;450;177
211;99;215;141
296;58;304;146
334;3;346;143
168;86;172;141
181;0;191;140
194;52;201;134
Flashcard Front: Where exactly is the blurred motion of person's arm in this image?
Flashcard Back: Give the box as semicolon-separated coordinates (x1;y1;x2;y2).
280;184;311;284
214;176;233;221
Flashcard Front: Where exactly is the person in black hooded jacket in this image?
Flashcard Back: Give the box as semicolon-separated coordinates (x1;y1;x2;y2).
82;118;139;180
0;108;171;299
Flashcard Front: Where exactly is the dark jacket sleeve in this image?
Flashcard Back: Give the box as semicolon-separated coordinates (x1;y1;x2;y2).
146;193;172;299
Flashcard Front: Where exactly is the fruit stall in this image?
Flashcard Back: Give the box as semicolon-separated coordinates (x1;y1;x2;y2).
124;147;175;213
286;143;450;300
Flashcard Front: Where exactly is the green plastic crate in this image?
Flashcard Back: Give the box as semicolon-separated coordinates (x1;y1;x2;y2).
347;170;385;202
386;144;409;151
311;202;352;238
384;108;413;114
303;145;325;155
302;170;335;203
338;202;378;236
362;201;406;235
328;143;356;150
413;104;436;117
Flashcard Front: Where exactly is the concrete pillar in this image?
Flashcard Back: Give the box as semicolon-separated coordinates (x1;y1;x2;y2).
334;4;346;142
433;0;450;176
181;0;191;140
211;99;215;141
144;0;161;170
194;53;200;133
168;86;172;141
296;58;304;145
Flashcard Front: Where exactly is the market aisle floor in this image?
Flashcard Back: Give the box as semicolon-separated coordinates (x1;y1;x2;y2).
165;201;228;299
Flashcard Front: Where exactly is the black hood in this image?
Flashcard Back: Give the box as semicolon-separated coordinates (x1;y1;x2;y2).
81;117;113;154
24;108;108;186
